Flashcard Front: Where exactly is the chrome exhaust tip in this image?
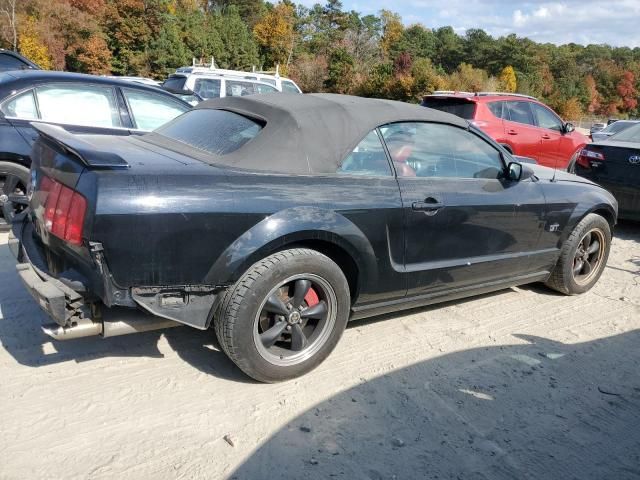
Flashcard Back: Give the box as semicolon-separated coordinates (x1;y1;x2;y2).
41;319;103;341
42;311;181;341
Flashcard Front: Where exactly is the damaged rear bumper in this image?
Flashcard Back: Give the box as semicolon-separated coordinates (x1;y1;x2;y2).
9;223;180;340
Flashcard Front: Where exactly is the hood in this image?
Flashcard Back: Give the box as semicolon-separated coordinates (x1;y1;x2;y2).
528;164;597;186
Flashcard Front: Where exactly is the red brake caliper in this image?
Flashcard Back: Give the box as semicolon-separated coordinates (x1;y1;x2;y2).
304;287;319;307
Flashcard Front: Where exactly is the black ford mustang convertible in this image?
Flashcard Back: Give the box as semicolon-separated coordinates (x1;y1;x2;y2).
10;94;617;382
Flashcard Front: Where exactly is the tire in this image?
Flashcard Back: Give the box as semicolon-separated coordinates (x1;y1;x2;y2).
0;161;30;231
545;213;611;295
214;248;350;383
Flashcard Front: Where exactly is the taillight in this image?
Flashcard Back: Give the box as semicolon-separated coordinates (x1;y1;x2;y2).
40;176;87;246
576;148;605;169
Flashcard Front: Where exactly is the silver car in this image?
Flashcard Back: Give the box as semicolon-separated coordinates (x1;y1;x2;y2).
591;120;639;142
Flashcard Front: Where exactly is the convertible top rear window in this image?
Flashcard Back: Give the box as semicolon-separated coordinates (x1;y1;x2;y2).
155;109;263;156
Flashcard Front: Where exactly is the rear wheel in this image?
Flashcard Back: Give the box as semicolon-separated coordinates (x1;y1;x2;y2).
545;213;611;295
214;248;350;382
0;162;30;231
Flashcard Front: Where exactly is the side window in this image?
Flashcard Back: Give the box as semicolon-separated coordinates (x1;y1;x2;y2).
505;101;535;126
381;122;504;179
337;130;392;177
487;101;505;119
226;80;257;97
36;84;122;128
532;103;563;131
193;78;221;99
1;90;38;118
122;88;189;131
281;80;301;93
254;83;278;94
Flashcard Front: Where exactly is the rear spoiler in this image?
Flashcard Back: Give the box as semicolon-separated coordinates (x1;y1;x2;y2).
31;123;130;169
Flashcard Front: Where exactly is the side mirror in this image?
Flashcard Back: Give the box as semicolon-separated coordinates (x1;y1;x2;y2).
507;162;523;181
563;122;575;134
507;162;537;182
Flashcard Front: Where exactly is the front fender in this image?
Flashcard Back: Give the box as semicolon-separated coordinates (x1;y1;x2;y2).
204;206;378;290
558;195;617;247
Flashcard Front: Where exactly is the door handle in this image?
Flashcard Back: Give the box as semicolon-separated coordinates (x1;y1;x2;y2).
541;134;551;139
507;129;518;135
412;197;444;214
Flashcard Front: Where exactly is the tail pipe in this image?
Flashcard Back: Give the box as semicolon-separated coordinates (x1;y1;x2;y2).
42;312;181;341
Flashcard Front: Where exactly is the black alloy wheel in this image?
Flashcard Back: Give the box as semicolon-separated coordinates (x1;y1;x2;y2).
0;163;30;230
572;228;605;285
545;213;611;295
214;248;350;383
253;273;337;367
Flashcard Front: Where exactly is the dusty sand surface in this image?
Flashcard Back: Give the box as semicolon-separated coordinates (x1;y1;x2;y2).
0;223;638;480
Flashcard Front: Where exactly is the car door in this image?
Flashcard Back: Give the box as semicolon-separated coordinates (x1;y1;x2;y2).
120;87;190;133
333;129;406;304
381;122;547;297
0;89;39;160
3;83;131;150
531;102;565;168
503;101;542;161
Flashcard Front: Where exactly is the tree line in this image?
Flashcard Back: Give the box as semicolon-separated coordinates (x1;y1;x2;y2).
2;0;639;119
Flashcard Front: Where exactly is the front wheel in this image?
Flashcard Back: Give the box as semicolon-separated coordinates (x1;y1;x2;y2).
214;248;350;382
545;213;611;295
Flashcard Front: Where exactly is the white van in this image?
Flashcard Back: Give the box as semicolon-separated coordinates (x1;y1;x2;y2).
162;73;281;101
173;62;303;94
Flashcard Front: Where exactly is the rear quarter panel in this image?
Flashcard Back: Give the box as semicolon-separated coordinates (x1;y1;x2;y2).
91;169;407;306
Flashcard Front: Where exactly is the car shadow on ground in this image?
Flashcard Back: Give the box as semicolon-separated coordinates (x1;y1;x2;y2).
229;330;640;480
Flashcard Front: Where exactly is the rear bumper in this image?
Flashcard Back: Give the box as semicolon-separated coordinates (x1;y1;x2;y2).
9;226;86;327
9;221;180;339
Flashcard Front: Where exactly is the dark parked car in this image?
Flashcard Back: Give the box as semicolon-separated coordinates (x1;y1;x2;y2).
0;70;191;229
10;94;617;382
0;49;40;72
576;122;640;220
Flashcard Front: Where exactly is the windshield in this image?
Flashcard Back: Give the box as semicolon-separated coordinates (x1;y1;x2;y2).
162;76;187;90
602;121;637;135
608;122;640;142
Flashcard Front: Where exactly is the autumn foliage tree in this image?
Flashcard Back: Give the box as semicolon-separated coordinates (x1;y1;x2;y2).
17;16;52;69
0;0;638;118
253;2;296;71
499;65;517;92
617;71;638;112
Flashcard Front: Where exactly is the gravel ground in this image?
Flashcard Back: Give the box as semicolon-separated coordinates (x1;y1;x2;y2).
0;223;639;480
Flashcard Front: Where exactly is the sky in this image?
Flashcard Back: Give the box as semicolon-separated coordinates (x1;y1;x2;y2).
299;0;640;48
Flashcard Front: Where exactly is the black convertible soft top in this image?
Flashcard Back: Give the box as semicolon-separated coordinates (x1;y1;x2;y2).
149;93;470;175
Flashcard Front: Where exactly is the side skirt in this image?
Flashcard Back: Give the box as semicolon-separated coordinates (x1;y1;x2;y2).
349;271;551;321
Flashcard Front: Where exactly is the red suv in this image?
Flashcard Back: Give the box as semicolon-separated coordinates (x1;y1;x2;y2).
422;92;588;169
